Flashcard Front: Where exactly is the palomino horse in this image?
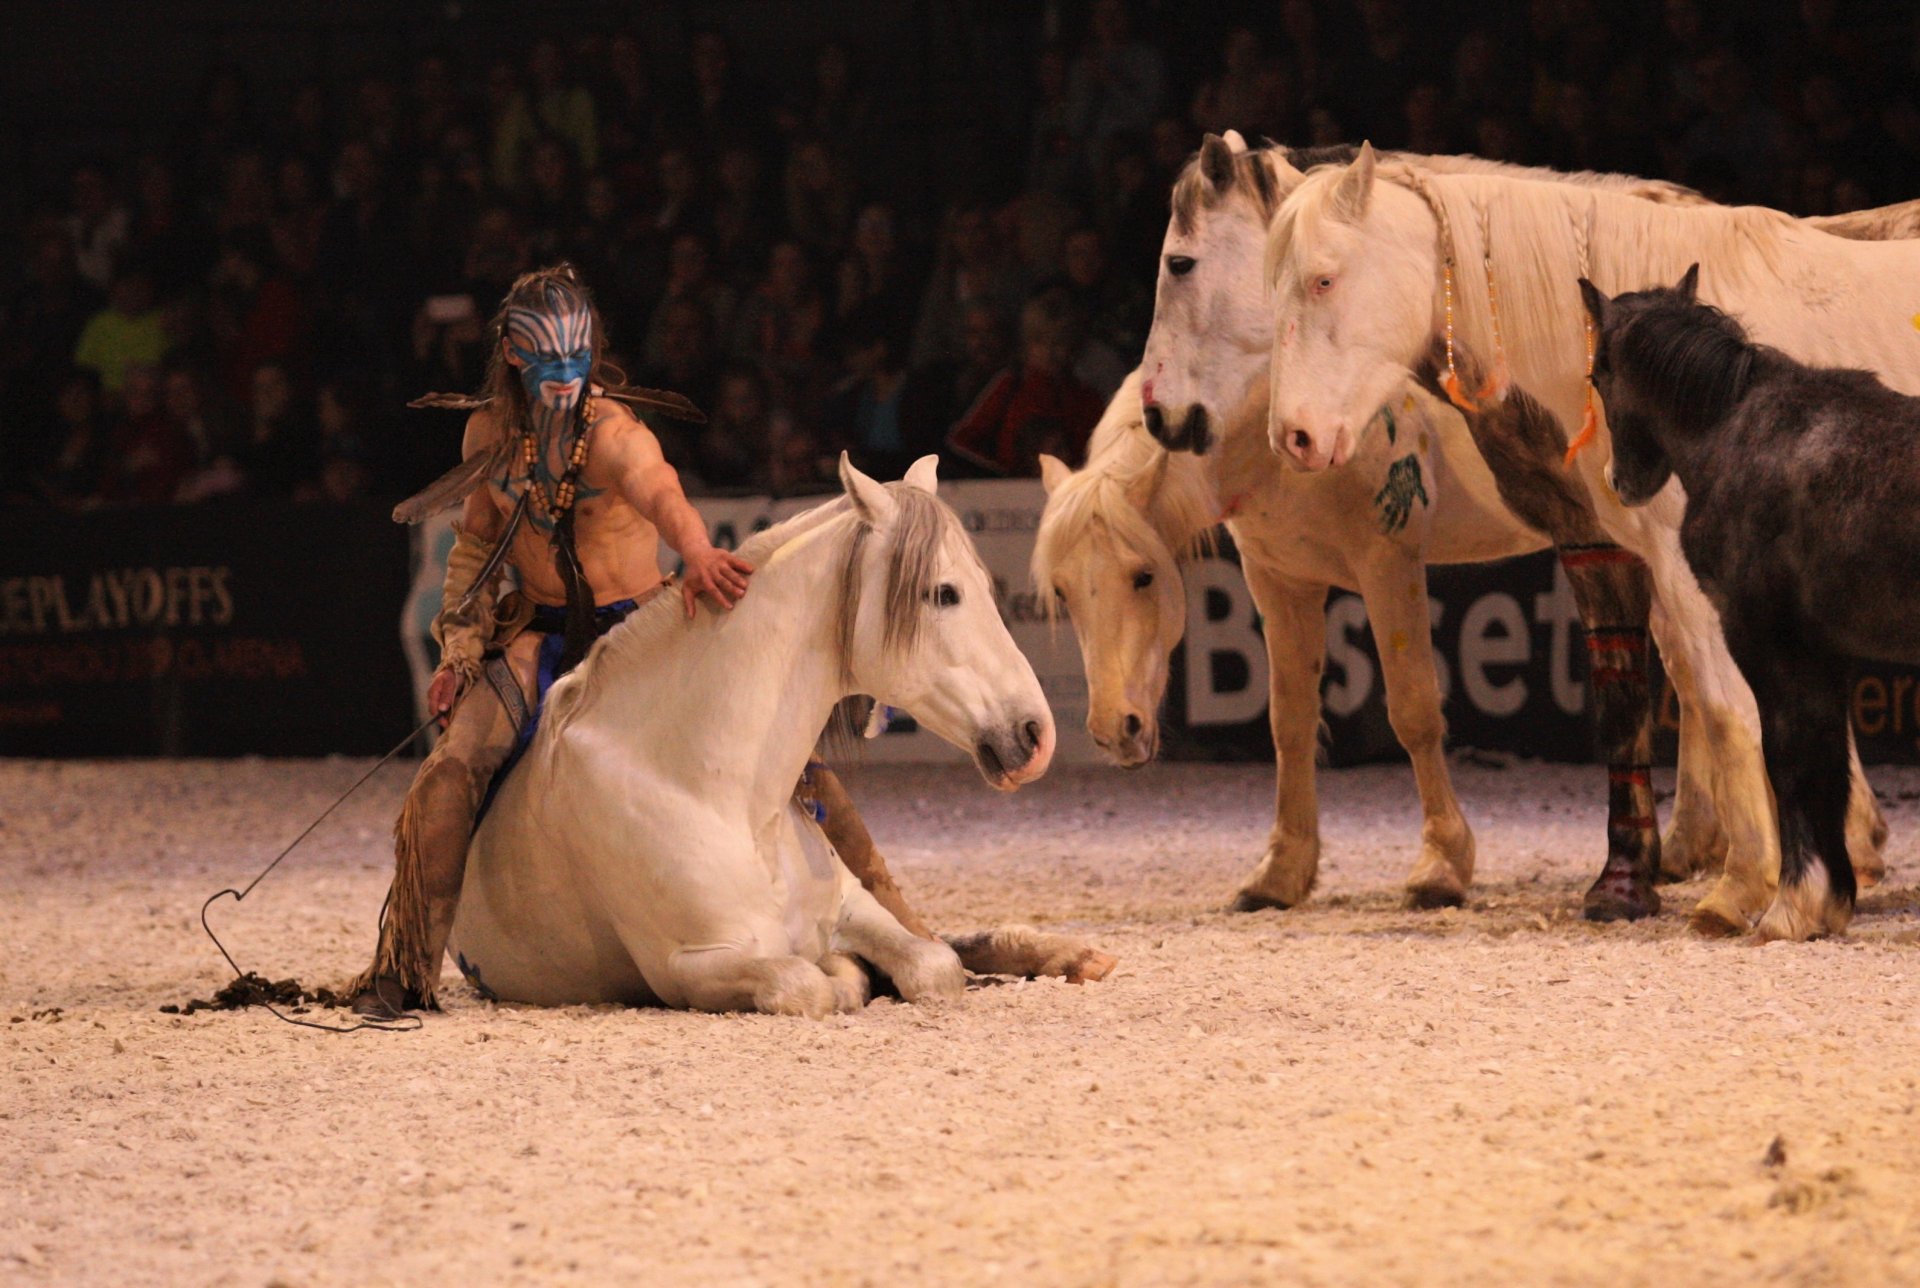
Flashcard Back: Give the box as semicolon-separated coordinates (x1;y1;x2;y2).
449;455;1056;1014
1587;269;1920;934
1262;146;1915;939
1035;368;1548;911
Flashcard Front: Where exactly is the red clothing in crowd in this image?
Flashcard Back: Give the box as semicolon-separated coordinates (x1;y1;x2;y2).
946;364;1104;476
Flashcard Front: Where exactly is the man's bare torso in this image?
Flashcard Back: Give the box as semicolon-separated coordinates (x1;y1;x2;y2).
471;396;669;607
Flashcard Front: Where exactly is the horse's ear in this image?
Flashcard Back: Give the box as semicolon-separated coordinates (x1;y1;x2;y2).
1038;453;1072;495
839;451;896;526
1577;277;1609;329
1330;141;1376;223
902;454;940;494
1199;133;1236;190
1676;263;1700;302
1222;129;1249;154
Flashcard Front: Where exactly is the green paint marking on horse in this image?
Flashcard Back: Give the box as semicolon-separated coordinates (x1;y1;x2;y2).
1374;453;1427;534
1381;405;1398;446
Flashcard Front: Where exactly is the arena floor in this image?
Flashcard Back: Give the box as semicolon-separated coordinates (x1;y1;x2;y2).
5;756;1920;1286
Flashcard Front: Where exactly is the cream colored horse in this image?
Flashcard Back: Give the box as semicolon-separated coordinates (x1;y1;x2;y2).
1034;369;1541;909
1264;147;1912;938
450;456;1055;1014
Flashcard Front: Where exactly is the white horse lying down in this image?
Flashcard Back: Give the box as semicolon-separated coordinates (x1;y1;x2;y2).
1035;369;1541;911
449;455;1056;1015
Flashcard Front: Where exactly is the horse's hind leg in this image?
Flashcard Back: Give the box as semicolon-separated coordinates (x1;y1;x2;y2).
1228;566;1330;912
1736;628;1858;942
1351;551;1475;909
1651;602;1729;880
1845;732;1888;888
668;946;839;1019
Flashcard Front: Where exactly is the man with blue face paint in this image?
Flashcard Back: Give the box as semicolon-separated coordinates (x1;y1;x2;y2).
348;265;933;1018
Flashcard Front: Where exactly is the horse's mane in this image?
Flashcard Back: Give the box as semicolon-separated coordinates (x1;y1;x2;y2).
1267;160;1792;388
1607;292;1760;432
541;483;973;744
1032;377;1221;613
1169;139;1705;234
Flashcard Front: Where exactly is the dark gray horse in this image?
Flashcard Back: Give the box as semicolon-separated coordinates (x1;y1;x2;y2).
1581;266;1920;938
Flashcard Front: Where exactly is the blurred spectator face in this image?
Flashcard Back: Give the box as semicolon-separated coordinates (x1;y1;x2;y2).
1306;107;1344;148
1150;119;1191;174
529;39;563;90
333;141;380;200
252;364;292;423
669;233;711;286
277;156;316;208
1063;229;1105;288
467;207;528;282
816;43;852;98
291;83;327;134
717;372;765;425
530;138;571;194
320;455;371;502
1454;31;1497;85
610;33;642;84
357;77;397;131
71;165;115;221
123;364;161;416
1091;0;1130;46
585;173;618;223
30;232;74;285
414;54;451;102
1408;83;1446;135
109;271;155;317
1832;177;1871;211
1554;84;1593;135
659;148;697;199
163;370;200;422
961;304;1009;371
693;32;730;92
1697;51;1749;116
486;61;519;112
718;146;761;196
853;204;894;260
767;242;812;300
57;374;100;426
660;300;711;367
317;384;352;436
951;209;993;265
1477;115;1524;160
1281;0;1316;45
1224;27;1262;75
790;141;835;193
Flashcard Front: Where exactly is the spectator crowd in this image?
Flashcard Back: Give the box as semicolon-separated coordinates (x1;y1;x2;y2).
4;0;1918;512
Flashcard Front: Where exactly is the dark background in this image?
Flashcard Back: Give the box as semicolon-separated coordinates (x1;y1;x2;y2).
1;0;1915;755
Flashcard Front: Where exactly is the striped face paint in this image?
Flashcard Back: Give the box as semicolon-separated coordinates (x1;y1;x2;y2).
505;289;593;414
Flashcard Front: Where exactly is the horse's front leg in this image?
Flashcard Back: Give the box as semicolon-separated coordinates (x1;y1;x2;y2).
1725;620;1858;941
667;943;840;1018
1228;564;1330;912
1352;551;1476;908
834;885;965;1003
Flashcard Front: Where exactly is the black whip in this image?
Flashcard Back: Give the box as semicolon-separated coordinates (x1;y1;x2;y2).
195;714;440;1033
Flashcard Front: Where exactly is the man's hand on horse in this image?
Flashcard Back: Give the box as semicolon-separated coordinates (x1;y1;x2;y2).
428;667;468;728
682;547;756;618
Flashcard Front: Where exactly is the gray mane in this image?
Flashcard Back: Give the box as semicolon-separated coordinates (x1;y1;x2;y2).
1607;291;1760;433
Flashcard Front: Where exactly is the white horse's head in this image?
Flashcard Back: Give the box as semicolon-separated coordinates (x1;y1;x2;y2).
1265;144;1447;471
1139;131;1306;455
836;454;1055;790
1030;385;1218;766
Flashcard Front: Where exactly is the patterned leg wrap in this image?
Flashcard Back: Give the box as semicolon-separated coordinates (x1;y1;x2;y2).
1560;547;1662;920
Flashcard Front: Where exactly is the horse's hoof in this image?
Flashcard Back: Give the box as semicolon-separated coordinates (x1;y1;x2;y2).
1687;903;1749;938
1583;875;1660;922
1227;890;1296;913
1404;882;1466;910
1854;856;1887;890
1064;950;1119;984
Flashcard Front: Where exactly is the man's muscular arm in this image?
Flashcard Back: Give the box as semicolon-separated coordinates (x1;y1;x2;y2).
596;404;754;618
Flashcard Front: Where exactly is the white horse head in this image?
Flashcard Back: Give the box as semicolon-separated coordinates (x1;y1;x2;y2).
1032;376;1217;765
837;454;1056;788
1265;144;1440;472
1139;131;1307;454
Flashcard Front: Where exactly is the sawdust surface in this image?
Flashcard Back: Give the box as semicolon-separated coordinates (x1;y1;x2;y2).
4;756;1920;1286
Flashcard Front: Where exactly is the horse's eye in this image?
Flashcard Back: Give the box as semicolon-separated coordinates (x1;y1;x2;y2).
1132;570;1155;590
933;583;960;608
1166;255;1196;277
1311;275;1335;296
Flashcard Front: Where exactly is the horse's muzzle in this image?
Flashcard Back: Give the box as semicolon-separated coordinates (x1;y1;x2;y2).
1143;403;1212;455
975;715;1055;791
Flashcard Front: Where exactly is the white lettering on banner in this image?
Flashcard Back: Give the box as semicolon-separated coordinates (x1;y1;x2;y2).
1184;558;1269;726
1322;595;1373;718
1534;560;1585;716
1459;593;1530;717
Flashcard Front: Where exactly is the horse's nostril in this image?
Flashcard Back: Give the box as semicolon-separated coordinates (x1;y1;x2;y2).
1123;713;1143;739
1290;429;1311;454
1143;404;1166;439
1023;720;1041;753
